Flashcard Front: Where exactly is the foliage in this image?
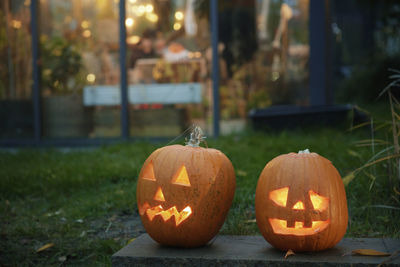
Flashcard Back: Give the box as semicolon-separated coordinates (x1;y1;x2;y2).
343;69;400;211
40;36;85;95
0;7;32;100
334;1;400;103
336;54;400;103
1;125;399;265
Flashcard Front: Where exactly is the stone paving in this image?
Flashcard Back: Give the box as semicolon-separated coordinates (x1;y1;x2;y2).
112;234;400;266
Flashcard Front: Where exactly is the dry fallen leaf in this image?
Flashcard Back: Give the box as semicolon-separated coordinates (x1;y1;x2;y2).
245;219;256;223
285;249;295;259
352;249;391;257
36;243;54;253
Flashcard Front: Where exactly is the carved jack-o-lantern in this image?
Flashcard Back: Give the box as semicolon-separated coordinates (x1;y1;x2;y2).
137;127;236;247
255;149;348;252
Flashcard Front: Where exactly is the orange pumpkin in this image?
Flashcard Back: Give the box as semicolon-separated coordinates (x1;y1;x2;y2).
255;149;348;252
137;127;236;247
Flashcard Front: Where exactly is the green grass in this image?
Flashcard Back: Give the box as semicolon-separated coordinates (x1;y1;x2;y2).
1;122;400;265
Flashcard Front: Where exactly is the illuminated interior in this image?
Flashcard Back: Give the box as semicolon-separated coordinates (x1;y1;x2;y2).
269;187;289;207
269;218;330;236
142;162;156;181
270;187;329;212
309;190;329;211
139;202;192;226
153;187;165;202
292;201;305;210
267;187;330;235
171;165;191;186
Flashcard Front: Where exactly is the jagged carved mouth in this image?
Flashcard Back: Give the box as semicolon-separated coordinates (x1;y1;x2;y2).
139;202;192;226
269;218;330;236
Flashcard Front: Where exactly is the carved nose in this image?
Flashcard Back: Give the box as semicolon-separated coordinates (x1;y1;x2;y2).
292;201;305;210
153;187;165;202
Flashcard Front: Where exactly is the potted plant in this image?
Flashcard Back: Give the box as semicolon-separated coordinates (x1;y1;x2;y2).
41;36;92;138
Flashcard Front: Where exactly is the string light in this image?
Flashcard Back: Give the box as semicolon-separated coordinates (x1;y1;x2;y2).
175;11;184;20
125;18;134;27
173;22;182;31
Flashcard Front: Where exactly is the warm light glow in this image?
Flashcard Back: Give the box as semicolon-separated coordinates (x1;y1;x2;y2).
145;4;153;13
128;0;136;3
175;11;184;20
269;218;330;236
173;22;182;31
125;18;134;27
188;52;202;59
82;30;91;38
309;190;329;212
294;221;304;228
81;20;89;29
172;165;191;186
293;201;305;210
146;13;158;23
138;5;146;14
12;20;22;29
141;162;156;181
132;5;145;16
127;35;141;45
269;187;289;207
154;187;165;202
141;203;193;226
86;73;96;83
146;205;163;220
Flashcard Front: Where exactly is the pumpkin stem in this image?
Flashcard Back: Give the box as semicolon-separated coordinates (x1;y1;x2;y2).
186;125;206;147
298;149;310;154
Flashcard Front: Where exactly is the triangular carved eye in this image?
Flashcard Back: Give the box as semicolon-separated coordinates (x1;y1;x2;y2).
309;190;329;211
141;162;156;181
269;187;289;207
172;165;191;187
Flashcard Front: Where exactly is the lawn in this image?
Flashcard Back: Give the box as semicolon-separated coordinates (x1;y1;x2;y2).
1;111;400;265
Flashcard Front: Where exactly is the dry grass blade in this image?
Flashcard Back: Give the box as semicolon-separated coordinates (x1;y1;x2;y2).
388;68;400;74
352;249;391;257
366;205;400;210
348;121;371;131
343;172;356;187
354;139;389;146
389;92;399;155
378;250;400;267
343;153;400;187
355;154;400;173
378;79;399;99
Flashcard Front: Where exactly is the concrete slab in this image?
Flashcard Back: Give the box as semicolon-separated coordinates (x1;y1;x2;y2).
112;234;400;266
